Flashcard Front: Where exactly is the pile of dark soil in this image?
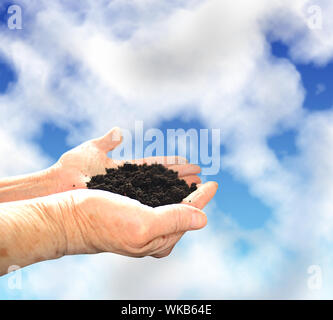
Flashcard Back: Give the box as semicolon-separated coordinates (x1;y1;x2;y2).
87;163;197;207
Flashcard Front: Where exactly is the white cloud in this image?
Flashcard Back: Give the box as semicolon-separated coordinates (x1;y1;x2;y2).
1;0;333;299
0;128;50;177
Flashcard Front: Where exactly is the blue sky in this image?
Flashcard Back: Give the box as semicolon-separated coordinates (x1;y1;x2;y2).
1;0;333;299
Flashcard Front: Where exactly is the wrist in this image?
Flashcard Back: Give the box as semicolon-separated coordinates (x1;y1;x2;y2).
33;190;93;257
0;196;67;275
0;166;62;203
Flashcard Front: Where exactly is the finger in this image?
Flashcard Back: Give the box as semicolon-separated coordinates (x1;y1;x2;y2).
150;204;207;237
182;181;218;210
168;164;201;177
95;127;123;152
129;156;188;167
182;175;201;186
144;231;182;255
151;246;174;258
151;236;181;258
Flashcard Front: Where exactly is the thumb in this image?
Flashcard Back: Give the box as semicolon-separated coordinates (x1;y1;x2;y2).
151;204;207;237
95;127;123;152
182;181;218;209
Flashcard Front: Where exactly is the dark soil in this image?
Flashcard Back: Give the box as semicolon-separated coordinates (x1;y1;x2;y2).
87;163;197;207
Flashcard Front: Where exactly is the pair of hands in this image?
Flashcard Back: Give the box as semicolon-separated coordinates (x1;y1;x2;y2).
0;127;218;275
44;127;217;259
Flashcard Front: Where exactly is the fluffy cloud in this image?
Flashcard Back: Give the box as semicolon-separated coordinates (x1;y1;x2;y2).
0;129;50;176
1;0;333;299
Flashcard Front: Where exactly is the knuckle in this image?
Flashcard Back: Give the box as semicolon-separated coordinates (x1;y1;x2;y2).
129;250;147;258
152;248;173;259
173;206;189;232
164;248;173;257
171;207;182;232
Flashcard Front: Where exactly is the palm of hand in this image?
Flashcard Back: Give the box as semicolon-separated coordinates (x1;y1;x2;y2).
55;140;116;190
52;127;201;193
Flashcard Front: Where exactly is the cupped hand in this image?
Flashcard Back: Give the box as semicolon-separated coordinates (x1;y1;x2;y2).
151;181;218;258
51;181;218;259
52;127;201;193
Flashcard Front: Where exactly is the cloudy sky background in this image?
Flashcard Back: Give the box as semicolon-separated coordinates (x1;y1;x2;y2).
1;0;333;299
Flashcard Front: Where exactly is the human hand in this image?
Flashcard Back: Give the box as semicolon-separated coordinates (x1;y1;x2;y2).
46;181;218;259
150;181;218;258
0;179;217;275
52;127;202;193
0;127;202;203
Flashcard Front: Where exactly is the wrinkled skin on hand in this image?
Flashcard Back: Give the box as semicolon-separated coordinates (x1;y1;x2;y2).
44;127;218;259
0;127;218;276
46;181;218;259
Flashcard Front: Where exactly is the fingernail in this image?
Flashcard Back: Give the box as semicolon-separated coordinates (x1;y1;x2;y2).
191;212;206;229
212;181;219;189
